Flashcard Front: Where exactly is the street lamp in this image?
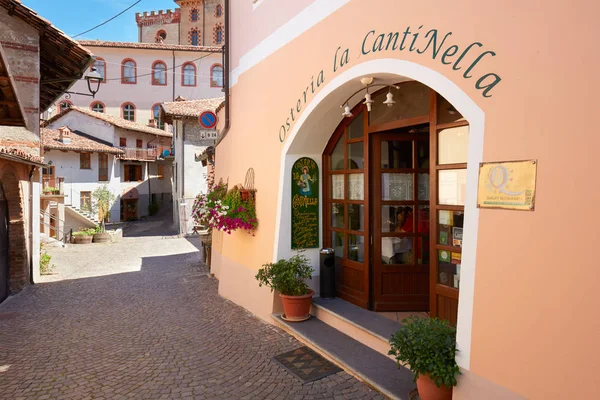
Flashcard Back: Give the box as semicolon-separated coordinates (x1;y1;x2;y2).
85;67;102;98
62;67;103;99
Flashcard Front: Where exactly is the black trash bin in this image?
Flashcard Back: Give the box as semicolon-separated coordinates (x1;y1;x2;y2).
319;248;336;298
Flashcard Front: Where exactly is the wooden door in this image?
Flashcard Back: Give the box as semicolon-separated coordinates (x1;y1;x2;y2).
429;92;470;325
123;199;138;221
0;185;9;303
323;110;370;308
371;127;430;311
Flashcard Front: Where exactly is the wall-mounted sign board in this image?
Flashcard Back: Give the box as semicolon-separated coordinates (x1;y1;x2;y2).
291;157;319;249
477;160;537;210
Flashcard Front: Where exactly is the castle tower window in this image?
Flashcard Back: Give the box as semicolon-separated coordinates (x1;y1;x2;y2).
190;29;200;46
216;5;223;17
191;8;199;21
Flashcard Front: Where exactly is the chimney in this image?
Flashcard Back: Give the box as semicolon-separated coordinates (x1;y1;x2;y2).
148;119;157;128
58;126;71;144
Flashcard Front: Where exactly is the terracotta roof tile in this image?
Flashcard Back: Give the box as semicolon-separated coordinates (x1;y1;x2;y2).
78;40;223;53
43;107;173;137
41;127;124;154
161;97;224;118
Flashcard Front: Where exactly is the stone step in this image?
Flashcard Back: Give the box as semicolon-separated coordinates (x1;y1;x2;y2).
311;297;403;357
271;314;415;400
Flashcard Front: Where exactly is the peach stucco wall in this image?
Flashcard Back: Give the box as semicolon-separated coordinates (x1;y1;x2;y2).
216;1;600;398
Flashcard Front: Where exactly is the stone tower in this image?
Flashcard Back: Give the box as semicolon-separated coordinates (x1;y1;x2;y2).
135;0;224;46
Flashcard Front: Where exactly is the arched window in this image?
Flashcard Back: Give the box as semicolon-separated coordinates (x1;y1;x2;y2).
210;64;223;87
215;5;223;17
152;104;164;129
215;26;223;44
58;100;72;113
191;8;199;21
122;103;135;121
121;59;136;84
182;63;196;86
157;30;167;42
152;61;167;85
90;101;105;113
190;29;199;46
92;58;106;82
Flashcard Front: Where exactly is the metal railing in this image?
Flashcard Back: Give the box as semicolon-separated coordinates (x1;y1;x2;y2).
40;210;72;244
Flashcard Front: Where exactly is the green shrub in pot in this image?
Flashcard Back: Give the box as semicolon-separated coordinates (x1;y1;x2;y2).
389;316;460;388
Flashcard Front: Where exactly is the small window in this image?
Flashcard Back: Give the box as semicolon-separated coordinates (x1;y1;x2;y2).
59;101;72;113
158;164;164;180
122;103;135;121
80;153;91;169
119;137;127;147
215;26;223;44
124;164;143;182
136;139;143;148
182;63;196;86
91;102;104;113
211;64;223;87
93;58;106;82
80;191;92;211
215;4;223;17
98;153;108;181
157;30;167;42
190;29;199;46
122;59;136;84
191;8;199;21
152;61;167;85
153;104;165;129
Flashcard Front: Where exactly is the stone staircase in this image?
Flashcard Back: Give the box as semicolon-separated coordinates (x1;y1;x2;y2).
65;205;99;227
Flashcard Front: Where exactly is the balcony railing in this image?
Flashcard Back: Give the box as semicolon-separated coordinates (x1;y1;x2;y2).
116;146;174;161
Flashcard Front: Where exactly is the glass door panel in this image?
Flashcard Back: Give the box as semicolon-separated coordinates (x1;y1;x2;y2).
382;173;413;200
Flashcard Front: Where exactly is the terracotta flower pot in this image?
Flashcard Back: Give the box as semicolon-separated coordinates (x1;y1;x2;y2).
279;289;314;322
240;189;250;201
416;374;453;400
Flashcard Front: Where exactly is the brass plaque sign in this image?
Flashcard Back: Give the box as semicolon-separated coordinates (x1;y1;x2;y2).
477;160;537;210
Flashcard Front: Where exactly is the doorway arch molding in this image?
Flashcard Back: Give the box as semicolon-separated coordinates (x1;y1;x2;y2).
272;58;485;370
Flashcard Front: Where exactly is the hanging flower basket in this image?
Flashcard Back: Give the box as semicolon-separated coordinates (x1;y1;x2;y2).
192;184;258;235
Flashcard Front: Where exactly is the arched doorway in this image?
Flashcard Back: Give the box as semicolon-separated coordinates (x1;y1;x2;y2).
323;81;469;323
0;183;9;303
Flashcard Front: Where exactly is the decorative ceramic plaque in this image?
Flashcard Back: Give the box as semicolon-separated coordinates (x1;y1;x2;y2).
292;157;319;249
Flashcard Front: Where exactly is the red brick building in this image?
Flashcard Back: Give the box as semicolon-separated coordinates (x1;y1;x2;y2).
0;0;93;302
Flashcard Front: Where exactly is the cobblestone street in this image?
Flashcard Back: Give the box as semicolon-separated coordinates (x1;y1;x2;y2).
0;226;383;399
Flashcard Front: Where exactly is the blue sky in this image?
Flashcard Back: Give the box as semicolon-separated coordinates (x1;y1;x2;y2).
23;0;177;42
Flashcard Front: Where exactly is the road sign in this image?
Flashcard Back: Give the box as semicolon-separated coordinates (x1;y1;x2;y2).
199;111;217;129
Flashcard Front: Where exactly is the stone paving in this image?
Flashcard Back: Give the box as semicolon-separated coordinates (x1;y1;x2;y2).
0;223;384;399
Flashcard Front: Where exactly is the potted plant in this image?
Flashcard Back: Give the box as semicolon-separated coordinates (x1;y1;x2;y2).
389;317;460;400
43;186;55;195
72;228;96;244
92;185;115;243
255;253;314;322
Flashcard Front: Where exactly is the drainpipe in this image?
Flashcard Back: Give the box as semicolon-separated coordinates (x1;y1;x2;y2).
202;1;206;46
216;0;230;145
147;161;152;208
172;50;176;101
182;117;186;198
28;166;35;283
